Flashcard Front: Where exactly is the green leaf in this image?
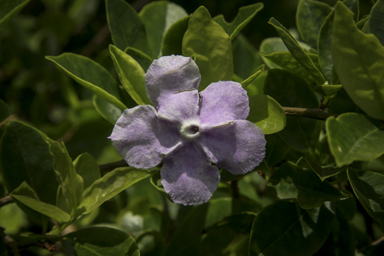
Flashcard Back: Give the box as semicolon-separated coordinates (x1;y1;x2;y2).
261;51;321;84
213;3;263;40
249;201;334;256
0;0;30;29
78;167;150;216
369;0;384;46
109;44;150;105
73;153;100;191
304;157;344;181
106;0;153;58
314;83;342;96
182;6;233;90
125;47;152;72
268;162;346;209
265;134;290;167
332;2;384;120
259;37;311;69
63;226;139;256
93;95;122;125
326;113;384;166
245;70;268;97
139;1;187;58
0;100;11;122
47;140;84;216
10;182;71;223
161;16;189;56
165;204;209;256
264;69;321;154
342;0;359;21
348;168;384;229
296;0;332;50
0;121;58;205
247;95;286;135
318;10;336;84
46;53;126;110
268;18;326;85
232;34;263;80
241;64;264;88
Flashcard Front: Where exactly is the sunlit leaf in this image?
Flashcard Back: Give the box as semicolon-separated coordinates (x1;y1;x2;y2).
332;2;384;120
326;113;384;166
213;3;263;40
106;0;153;58
247;94;286;135
46;53;126;110
296;0;332;49
182;6;233;90
139;1;187;57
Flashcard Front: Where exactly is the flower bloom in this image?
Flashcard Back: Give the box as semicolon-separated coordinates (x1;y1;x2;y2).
109;55;266;205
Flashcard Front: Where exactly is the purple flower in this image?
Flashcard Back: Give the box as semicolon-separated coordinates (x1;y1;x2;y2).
109;55;266;205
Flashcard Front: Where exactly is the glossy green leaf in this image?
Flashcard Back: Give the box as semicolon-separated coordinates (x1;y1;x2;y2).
109;44;150;105
63;226;139;256
232;34;263;80
165;204;209;256
249;201;335;256
93;95;122;125
247;94;286;135
46;53;126;110
296;0;332;50
0;0;30;29
10;182;71;223
264;69;321;154
182;6;233;90
73;153;100;191
47;140;84;216
265;134;290;167
268;18;326;85
348;168;384;229
161;16;189;56
326;113;384;166
332;2;384;120
0;100;11;122
139;1;187;57
261;51;321;84
125;47;152;72
213;3;263;40
268;162;346;209
369;0;384;46
78;167;150;216
314;83;342;96
259;37;311;69
0;121;58;205
106;0;153;58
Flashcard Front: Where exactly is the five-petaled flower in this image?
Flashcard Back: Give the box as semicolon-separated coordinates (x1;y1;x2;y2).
109;55;266;205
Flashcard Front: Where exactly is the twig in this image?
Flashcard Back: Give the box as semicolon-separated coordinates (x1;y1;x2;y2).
283;107;338;120
99;159;128;175
0;195;14;208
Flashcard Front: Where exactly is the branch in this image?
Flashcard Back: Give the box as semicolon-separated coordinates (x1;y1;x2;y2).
283;107;338;120
0;195;13;208
99;160;128;175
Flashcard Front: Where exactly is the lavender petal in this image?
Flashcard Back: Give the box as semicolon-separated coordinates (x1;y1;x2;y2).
200;120;266;175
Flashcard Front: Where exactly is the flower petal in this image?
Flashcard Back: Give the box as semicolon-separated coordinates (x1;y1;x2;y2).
109;105;180;169
200;120;266;175
199;81;250;126
145;55;201;109
161;143;220;205
157;90;199;123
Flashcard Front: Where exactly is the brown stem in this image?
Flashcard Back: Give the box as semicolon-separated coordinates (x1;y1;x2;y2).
283;107;338;120
0;195;13;208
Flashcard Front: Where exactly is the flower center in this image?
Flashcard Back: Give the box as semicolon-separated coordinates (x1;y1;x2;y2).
180;120;200;140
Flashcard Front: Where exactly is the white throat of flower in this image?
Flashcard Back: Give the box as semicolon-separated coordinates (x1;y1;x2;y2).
180;119;200;140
